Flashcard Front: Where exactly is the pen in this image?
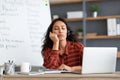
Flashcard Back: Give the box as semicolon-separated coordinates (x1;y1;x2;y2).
8;60;10;63
11;60;13;64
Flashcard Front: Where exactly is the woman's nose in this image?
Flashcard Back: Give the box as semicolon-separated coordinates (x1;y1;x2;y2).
59;29;62;32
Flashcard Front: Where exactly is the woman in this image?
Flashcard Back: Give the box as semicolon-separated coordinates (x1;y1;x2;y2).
41;18;84;72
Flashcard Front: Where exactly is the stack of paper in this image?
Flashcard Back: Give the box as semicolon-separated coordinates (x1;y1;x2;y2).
16;72;44;75
16;69;71;75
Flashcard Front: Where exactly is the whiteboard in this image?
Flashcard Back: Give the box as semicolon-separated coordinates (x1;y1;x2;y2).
0;0;51;66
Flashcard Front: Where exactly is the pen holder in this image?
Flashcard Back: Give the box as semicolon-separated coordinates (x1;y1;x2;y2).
0;65;4;75
4;62;15;75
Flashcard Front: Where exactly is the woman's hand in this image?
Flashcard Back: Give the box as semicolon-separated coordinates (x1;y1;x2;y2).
49;32;59;43
58;64;82;72
58;64;72;72
49;32;59;50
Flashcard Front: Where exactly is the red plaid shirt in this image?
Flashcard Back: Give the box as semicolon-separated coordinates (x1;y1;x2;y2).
43;41;84;69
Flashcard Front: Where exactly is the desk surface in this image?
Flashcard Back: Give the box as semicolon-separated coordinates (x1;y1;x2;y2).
1;73;120;80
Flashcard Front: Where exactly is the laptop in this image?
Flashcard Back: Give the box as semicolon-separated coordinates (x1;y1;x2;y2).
81;47;117;74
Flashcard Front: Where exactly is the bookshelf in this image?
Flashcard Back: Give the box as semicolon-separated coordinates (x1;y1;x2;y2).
50;0;120;58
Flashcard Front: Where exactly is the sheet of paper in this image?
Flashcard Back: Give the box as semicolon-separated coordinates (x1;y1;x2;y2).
44;69;71;74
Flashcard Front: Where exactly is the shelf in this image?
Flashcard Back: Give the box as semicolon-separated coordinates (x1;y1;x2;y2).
50;0;102;5
65;15;120;22
87;15;120;21
118;51;120;58
77;35;120;39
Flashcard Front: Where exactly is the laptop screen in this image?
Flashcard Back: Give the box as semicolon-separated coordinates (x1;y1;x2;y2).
81;47;117;74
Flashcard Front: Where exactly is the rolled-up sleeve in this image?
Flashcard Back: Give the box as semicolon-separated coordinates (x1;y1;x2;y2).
43;49;60;69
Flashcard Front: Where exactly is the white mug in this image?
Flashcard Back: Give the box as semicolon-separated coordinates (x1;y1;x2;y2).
20;62;31;73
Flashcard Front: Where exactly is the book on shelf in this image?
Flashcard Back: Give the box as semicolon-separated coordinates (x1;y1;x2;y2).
116;18;120;35
107;18;120;36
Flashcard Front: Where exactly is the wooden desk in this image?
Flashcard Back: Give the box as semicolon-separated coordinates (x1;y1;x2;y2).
1;73;120;80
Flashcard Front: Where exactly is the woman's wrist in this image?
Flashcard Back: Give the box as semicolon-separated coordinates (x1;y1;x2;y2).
52;42;59;50
71;66;82;72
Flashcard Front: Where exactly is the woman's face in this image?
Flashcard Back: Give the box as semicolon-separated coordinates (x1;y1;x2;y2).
52;21;67;41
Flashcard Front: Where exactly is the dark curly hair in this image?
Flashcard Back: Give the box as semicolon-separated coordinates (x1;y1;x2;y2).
41;18;79;54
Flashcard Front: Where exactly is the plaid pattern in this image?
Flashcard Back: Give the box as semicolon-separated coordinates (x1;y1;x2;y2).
43;41;84;69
